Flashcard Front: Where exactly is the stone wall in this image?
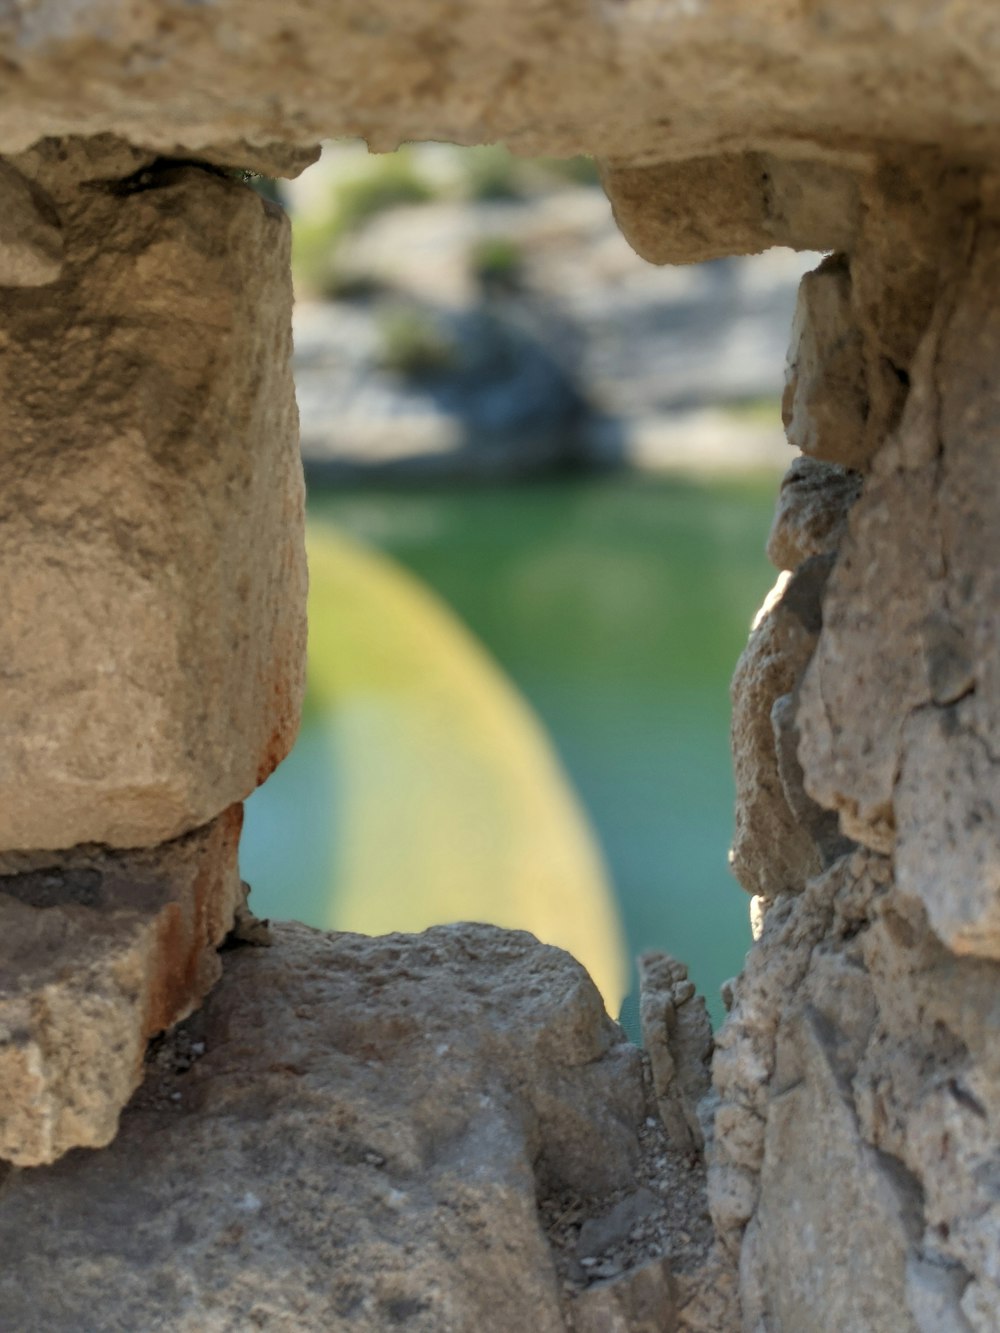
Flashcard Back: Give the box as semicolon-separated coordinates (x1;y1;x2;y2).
0;137;307;1165
717;166;1000;1331
1;7;999;1332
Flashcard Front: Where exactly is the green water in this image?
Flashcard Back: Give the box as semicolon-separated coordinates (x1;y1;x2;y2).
242;473;780;1030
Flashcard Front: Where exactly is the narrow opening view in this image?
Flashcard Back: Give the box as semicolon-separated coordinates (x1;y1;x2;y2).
239;141;817;1030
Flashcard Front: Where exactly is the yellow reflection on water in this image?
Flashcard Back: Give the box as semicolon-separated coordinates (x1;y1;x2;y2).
306;524;629;1013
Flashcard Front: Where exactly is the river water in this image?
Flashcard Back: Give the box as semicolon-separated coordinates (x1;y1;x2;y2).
242;472;780;1032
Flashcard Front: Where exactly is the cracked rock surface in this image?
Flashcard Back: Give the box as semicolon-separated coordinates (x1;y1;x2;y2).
717;169;1000;1330
0;806;244;1167
0;922;736;1332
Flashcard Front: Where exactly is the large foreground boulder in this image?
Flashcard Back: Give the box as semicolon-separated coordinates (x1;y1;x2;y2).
0;922;735;1332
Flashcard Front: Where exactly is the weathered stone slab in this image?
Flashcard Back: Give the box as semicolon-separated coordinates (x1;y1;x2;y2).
1;5;1000;172
895;706;1000;958
0;147;307;850
603;156;859;266
0;922;731;1331
0;806;243;1167
781;255;869;470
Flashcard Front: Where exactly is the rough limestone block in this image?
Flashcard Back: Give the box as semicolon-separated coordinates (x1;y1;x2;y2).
782;254;870;470
0;154;306;850
796;431;935;854
602;154;859;266
2;6;998;195
0;805;243;1167
0;923;735;1331
766;456;862;573
799;222;1000;892
711;844;1000;1332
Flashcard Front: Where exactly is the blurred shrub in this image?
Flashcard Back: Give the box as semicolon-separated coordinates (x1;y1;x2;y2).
460;146;525;201
534;155;600;187
291;145;601;299
292;149;434;297
469;236;524;291
376;305;457;378
457;147;600;200
721;394;783;424
332;150;435;231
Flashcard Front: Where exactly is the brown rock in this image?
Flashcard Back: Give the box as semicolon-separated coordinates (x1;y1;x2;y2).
798;220;1000;874
0;922;725;1331
0;148;306;850
1;6;1000;176
0;806;243;1167
571;1257;678;1333
639;952;713;1153
795;408;936;855
750;1006;923;1333
602;154;859;266
766;456;862;573
0;160;62;285
730;562;834;900
782;254;869;470
712;848;1000;1331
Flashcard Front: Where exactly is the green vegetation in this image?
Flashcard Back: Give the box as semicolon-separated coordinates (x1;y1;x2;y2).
457;147;600;200
468;235;524;291
376;304;457;378
292;148;435;297
291;144;602;298
459;145;525;201
330;149;435;232
720;394;783;424
534;155;600;187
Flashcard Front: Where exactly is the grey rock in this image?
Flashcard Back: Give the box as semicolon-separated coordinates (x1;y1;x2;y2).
0;922;724;1332
639;953;713;1153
